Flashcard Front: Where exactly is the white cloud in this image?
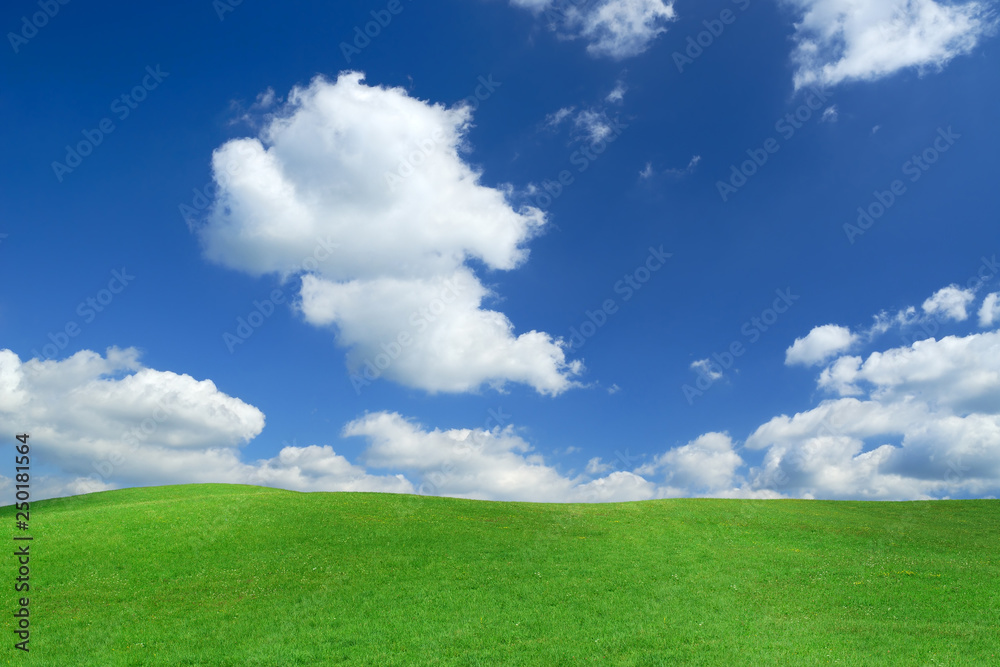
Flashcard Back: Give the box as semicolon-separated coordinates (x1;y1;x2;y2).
639;162;654;179
195;72;581;396
605;79;628;103
796;279;992;362
573;108;613;143
637;432;744;494
12;322;1000;503
752;321;1000;499
0;348;661;502
663;155;701;177
0;348;414;499
245;444;413;494
345;411;657;502
978;292;1000;327
922;284;976;321
785;324;859;366
821;105;838;122
586;457;614;474
511;0;675;59
691;358;723;381
818;331;1000;412
0;347;739;503
545;106;575;128
866;306;917;338
786;0;995;88
756;275;1000;499
745;394;1000;499
298;269;580;395
816;355;865;395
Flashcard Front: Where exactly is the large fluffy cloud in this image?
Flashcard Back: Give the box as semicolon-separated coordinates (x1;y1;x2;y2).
194;72;581;396
748;303;1000;498
817;330;1000;412
511;0;675;59
744;390;1000;500
746;276;1000;499
785;0;995;88
0;348;412;498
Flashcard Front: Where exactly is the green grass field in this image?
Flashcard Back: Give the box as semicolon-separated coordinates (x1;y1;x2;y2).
2;484;998;665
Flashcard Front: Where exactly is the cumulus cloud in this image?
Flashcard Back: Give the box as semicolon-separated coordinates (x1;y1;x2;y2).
745;394;1000;499
748;322;1000;499
0;348;412;499
753;270;1000;499
344;411;658;502
979;292;1000;327
817;331;1000;412
922;284;977;321
785;0;995;88
194;72;581;396
11;326;1000;503
245;444;413;494
0;347;675;502
0;348;763;503
511;0;675;59
785;324;859;366
636;432;744;494
790;275;996;365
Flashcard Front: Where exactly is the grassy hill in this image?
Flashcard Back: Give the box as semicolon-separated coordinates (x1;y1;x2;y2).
2;484;998;665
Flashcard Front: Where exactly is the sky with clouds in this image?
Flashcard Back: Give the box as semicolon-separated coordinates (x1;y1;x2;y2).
1;0;998;502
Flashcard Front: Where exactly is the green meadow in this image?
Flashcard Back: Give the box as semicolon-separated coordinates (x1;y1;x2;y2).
2;484;998;665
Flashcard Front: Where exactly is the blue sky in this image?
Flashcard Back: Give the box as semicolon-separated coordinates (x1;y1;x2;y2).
2;0;999;501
